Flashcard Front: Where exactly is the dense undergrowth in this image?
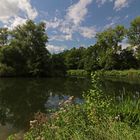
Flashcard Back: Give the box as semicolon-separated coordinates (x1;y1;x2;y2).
8;72;140;140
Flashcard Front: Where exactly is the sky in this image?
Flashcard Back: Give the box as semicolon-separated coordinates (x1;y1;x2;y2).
0;0;139;53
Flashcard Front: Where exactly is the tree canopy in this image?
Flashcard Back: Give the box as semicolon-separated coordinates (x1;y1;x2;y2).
0;17;140;77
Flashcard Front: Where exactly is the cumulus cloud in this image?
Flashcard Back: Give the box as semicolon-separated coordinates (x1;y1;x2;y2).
45;0;95;41
66;0;93;25
114;0;129;11
46;44;66;53
49;34;72;41
18;0;38;19
96;0;113;7
0;0;38;26
0;0;38;21
96;0;130;11
79;26;97;39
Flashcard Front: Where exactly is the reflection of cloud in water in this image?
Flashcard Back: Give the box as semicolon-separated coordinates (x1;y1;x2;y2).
45;92;84;109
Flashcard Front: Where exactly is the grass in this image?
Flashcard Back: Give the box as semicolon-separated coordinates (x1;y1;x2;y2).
8;72;140;140
96;69;140;81
67;69;90;77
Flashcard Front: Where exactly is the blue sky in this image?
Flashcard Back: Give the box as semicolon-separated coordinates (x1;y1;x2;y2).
0;0;140;53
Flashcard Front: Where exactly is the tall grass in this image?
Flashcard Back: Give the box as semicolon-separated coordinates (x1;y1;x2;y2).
8;72;140;140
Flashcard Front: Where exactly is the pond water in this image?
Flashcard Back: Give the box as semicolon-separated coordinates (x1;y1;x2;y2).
0;77;140;139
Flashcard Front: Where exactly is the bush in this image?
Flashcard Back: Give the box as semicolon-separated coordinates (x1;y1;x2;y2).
0;64;15;77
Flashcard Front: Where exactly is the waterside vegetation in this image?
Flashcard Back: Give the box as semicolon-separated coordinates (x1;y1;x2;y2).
8;73;140;140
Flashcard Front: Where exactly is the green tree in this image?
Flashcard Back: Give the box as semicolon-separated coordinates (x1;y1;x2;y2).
128;16;140;61
10;20;50;76
84;45;100;71
119;49;138;69
96;25;126;69
50;54;66;77
128;16;140;47
63;47;86;70
0;28;9;47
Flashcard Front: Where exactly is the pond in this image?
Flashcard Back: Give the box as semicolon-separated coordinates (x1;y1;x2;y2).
0;77;91;139
0;77;140;139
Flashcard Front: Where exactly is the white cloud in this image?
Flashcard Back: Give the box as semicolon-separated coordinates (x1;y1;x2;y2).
95;0;130;11
96;0;113;7
0;0;38;23
18;0;38;20
8;16;27;29
114;0;129;11
45;18;62;30
46;44;66;53
66;0;93;25
79;26;97;38
49;34;72;41
45;0;95;41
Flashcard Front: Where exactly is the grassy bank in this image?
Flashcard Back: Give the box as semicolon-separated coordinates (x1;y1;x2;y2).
8;73;140;140
67;70;90;77
96;70;140;81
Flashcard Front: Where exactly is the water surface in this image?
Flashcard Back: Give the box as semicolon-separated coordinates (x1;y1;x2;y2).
0;77;140;139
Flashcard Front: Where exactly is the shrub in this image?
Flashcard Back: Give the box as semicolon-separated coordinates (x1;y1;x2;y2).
0;63;15;77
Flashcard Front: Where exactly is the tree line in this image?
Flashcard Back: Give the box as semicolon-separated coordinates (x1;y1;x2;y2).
60;16;140;72
0;16;139;77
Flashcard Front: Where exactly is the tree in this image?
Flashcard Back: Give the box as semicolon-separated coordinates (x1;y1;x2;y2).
96;25;127;52
128;16;140;61
128;16;140;47
63;47;86;70
96;25;127;69
9;20;50;76
0;28;9;47
50;54;66;77
84;45;100;71
119;49;138;69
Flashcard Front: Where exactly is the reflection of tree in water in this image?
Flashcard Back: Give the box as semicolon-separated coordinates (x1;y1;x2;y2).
0;77;91;131
0;79;50;130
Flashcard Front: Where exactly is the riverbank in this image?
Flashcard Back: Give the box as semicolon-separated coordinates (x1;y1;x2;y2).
96;70;140;82
8;73;140;140
67;70;90;77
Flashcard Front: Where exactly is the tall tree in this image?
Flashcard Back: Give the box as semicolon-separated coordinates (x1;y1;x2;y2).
128;16;140;47
128;16;140;61
0;28;9;47
96;25;126;69
10;20;50;76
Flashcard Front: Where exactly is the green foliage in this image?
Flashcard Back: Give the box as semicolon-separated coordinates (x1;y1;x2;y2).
96;25;126;52
8;73;140;140
0;20;66;77
0;63;15;77
128;16;140;61
10;20;50;76
49;54;66;77
128;16;140;48
67;69;89;77
0;28;9;47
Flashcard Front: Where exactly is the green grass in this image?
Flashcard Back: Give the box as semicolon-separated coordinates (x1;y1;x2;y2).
96;69;140;80
8;72;140;140
67;69;89;77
